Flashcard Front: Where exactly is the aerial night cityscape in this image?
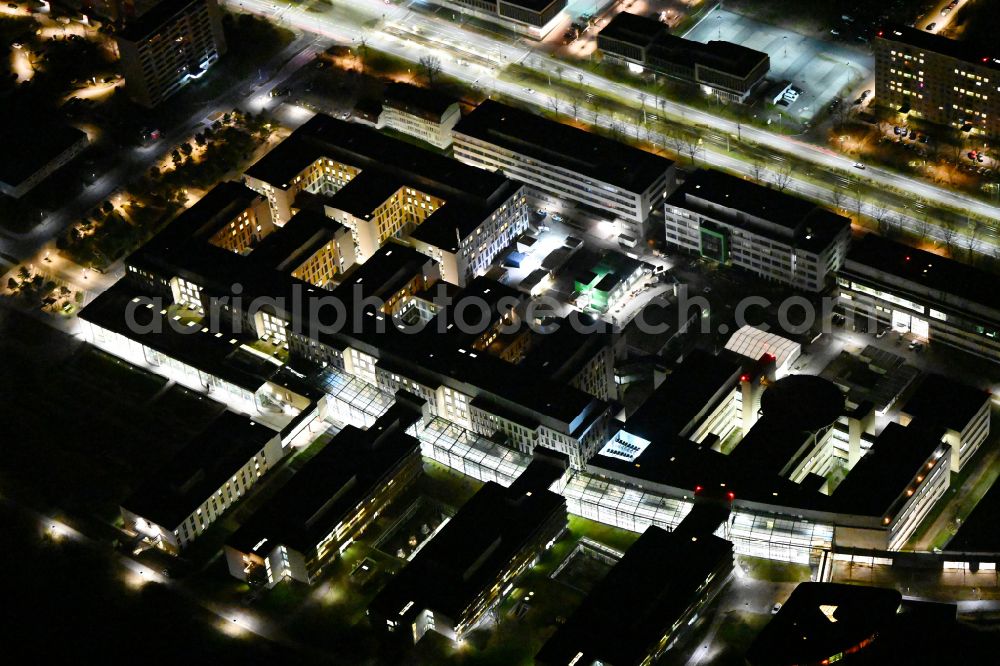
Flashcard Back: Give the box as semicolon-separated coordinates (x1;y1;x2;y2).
4;0;1000;663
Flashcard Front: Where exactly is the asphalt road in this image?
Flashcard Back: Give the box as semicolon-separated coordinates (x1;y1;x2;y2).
228;0;1000;257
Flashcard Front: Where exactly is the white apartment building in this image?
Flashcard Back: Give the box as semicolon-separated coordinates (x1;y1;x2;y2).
664;169;850;292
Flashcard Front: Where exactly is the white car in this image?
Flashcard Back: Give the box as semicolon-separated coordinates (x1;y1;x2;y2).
853;162;866;170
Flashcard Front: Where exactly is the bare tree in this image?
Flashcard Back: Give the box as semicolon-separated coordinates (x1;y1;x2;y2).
554;64;564;85
830;185;846;212
750;160;766;184
772;166;792;192
870;202;894;237
419;55;442;86
940;219;958;255
568;93;580;120
548;92;560;115
667;130;700;166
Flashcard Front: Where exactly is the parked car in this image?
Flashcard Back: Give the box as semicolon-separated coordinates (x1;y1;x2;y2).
925;22;936;30
854;162;866;170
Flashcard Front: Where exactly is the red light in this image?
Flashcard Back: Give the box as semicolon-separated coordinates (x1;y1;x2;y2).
740;374;750;382
763;353;775;361
905;255;910;261
727;491;735;501
877;31;883;37
695;485;703;494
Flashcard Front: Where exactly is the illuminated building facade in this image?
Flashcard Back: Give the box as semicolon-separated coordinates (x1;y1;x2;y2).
115;0;227;108
663;169;851;292
874;24;1000;136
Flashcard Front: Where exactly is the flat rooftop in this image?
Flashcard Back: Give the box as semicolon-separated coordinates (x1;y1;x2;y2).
599;11;664;47
537;526;732;666
122;411;278;529
626;349;742;442
227;401;421;555
901;374;990;434
746;582;902;666
245;114;509;203
831;421;945;518
79;281;279;393
844;233;1000;314
382;81;457;121
454;100;674;193
119;0;209;43
878;24;1000;72
369;479;566;624
248;209;345;272
669;169;849;252
0;124;87;189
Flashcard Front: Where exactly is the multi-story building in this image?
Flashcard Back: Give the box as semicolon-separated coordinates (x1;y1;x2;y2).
663;169;851;291
874;24;1000;137
0;124;89;198
536;525;733;666
121;412;283;554
243;114;530;285
837;233;1000;361
377;82;462;149
225;397;424;587
899;374;991;473
115;0;227;108
831;421;950;551
424;0;566;39
453;100;677;241
369;458;568;643
598;12;770;103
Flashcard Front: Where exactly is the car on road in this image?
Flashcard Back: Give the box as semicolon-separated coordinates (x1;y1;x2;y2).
853;162;866;170
535;208;547;217
538;224;550;232
771;603;782;614
926;22;937;30
908;340;922;351
269;87;290;98
523;87;535;94
550;213;564;223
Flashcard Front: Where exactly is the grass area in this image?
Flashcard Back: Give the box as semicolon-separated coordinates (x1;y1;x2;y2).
566;514;642;553
740;555;812;583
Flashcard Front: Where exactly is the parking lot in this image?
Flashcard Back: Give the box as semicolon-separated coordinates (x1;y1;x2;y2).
684;8;873;123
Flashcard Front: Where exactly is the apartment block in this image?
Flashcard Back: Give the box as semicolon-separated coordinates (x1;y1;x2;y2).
115;0;227;108
874;24;999;136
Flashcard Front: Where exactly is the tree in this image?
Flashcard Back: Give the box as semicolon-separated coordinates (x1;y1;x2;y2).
772;166;792;192
569;94;580;120
180;142;193;156
418;55;441;86
750;160;766;184
7;277;17;291
870;203;894;237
